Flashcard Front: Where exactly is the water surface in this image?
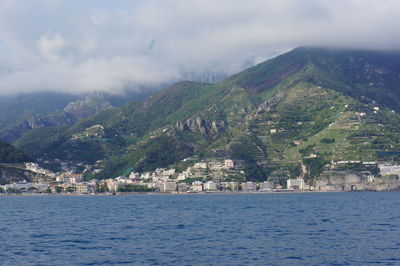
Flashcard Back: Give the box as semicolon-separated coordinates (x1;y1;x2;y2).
1;192;399;265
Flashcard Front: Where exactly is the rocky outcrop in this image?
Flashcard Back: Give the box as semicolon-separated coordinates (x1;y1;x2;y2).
0;112;77;143
315;171;400;191
175;117;227;138
64;96;112;119
256;93;283;114
0;94;113;143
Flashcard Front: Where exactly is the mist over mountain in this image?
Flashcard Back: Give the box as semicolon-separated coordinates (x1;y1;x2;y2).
1;0;400;94
12;47;400;181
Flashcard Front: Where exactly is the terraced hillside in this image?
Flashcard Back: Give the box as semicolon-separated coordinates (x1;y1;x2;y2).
14;47;400;180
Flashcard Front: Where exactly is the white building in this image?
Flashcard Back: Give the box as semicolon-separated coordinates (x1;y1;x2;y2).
204;181;217;191
259;181;273;191
3;182;34;192
379;164;400;177
220;182;239;191
287;179;305;190
163;169;176;176
141;172;152;180
161;181;177;192
242;182;256;192
194;163;207;169
105;179;118;192
191;181;203;192
223;159;234;169
129;172;141;180
74;183;88;194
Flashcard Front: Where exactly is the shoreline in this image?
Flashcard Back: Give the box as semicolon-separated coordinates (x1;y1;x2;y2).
0;189;396;197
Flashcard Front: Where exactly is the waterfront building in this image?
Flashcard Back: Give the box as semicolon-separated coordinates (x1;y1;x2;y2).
177;183;188;193
242;182;256;192
287;179;305;190
74;183;88;194
220;182;239;191
204;181;218;191
105;179;118;192
259;181;273;191
161;181;177;192
191;181;203;192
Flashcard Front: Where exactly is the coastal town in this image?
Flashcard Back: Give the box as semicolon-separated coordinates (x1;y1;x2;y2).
1;157;400;195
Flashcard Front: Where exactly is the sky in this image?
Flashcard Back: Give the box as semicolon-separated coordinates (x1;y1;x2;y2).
0;0;399;95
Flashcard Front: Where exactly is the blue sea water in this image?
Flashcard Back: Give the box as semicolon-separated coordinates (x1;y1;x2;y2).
0;192;400;265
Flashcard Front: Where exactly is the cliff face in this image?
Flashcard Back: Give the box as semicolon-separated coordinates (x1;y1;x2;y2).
175;117;227;138
315;171;400;191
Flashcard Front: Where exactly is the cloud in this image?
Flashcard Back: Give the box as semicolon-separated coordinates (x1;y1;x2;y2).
0;0;399;94
37;33;66;62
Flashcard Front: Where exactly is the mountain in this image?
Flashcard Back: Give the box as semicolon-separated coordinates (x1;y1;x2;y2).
0;90;154;143
14;47;400;181
0;141;29;163
0;141;47;185
0;92;78;131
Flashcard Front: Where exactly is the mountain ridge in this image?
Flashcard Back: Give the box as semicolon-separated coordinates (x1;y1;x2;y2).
13;47;400;181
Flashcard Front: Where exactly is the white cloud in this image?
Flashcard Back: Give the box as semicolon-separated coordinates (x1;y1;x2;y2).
0;0;399;94
89;8;110;25
37;33;66;62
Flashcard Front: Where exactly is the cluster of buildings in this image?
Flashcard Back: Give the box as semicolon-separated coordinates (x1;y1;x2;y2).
2;158;400;194
0;159;307;194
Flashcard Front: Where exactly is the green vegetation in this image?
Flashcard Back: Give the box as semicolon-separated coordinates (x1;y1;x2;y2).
117;185;155;192
335;163;379;176
0;92;77;131
66;187;76;193
320;138;335;144
10;48;400;181
95;187;109;193
303;157;328;181
0;141;29;163
83;172;96;181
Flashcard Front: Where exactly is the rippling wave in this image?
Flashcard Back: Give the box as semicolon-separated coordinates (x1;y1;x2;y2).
0;192;399;265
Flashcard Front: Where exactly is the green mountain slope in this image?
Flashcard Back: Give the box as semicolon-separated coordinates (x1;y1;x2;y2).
14;47;400;180
0;141;29;163
0;90;154;143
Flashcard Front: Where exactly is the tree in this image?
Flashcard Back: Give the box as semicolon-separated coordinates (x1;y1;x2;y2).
95;186;109;193
66;187;76;193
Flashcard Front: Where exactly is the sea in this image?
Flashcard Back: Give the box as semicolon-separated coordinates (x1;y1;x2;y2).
0;192;399;265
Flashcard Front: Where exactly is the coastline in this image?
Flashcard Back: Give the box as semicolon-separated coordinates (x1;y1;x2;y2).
0;189;395;197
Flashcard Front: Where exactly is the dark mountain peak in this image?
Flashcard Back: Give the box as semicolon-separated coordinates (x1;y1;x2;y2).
225;47;400;110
